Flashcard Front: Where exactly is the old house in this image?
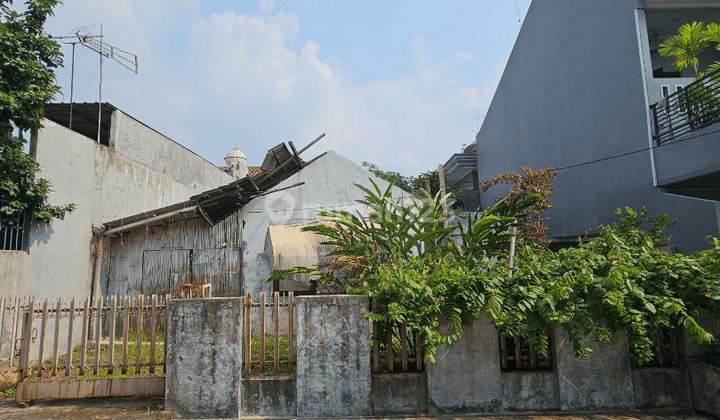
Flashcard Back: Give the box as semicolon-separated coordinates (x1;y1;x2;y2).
100;146;410;298
0;103;233;299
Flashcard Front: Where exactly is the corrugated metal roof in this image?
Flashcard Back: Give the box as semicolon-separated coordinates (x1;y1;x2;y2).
264;222;333;271
44;102;117;145
247;166;262;177
102;143;307;236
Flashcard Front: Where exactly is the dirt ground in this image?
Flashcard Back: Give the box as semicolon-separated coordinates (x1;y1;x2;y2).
0;394;715;420
0;394;169;419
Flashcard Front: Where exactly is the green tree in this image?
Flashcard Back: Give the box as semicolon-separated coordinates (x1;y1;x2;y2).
658;21;720;78
0;0;75;226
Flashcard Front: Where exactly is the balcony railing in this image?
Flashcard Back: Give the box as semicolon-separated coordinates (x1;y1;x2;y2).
651;68;720;146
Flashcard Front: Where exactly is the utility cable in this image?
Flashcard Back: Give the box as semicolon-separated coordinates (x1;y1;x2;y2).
552;126;720;172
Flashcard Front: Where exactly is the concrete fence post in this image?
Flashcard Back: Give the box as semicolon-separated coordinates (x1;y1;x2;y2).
165;297;243;419
553;325;635;411
426;316;503;414
296;295;371;418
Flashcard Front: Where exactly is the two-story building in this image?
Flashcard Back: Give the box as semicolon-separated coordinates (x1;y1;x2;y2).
475;0;720;253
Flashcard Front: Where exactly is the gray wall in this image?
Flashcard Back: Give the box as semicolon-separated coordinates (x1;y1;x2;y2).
165;298;243;419
0;116;232;300
106;214;243;298
102;151;410;298
240;150;411;295
476;0;719;254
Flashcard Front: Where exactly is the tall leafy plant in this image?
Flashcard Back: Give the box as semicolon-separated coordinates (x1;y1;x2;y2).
268;178;542;361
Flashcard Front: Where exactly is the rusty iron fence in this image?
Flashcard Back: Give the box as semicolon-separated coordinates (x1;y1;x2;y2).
634;326;679;368
243;291;296;376
499;330;553;371
0;296;27;369
371;298;423;373
7;294;169;380
0;200;27;251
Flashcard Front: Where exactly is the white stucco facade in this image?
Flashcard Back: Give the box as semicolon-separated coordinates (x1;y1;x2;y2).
0;110;233;299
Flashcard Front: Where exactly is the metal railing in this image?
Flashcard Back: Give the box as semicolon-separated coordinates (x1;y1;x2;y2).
0;200;27;251
651;68;720;145
453;180;481;212
499;330;553;371
7;294;169;380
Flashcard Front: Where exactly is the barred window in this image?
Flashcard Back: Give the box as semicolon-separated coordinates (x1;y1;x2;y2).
0;200;28;251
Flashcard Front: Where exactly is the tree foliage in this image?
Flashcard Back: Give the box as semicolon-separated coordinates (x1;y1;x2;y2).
0;0;75;225
269;177;543;361
481;167;558;247
269;175;720;367
361;161;466;209
659;21;720;77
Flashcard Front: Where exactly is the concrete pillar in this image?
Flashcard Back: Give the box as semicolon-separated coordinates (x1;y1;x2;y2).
554;326;635;411
296;295;371;418
165;298;243;419
426;317;502;414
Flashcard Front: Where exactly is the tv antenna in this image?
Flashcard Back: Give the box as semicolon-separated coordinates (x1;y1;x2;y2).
473;114;485;134
51;24;138;142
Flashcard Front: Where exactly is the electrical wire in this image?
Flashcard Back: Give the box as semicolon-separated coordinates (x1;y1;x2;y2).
552;126;720;172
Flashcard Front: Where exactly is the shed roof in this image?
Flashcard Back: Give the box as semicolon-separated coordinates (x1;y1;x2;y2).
264;221;334;271
102;142;318;236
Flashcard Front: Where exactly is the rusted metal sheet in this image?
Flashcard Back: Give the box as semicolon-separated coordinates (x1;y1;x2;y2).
108;211;243;298
192;248;241;297
15;376;164;402
142;250;191;297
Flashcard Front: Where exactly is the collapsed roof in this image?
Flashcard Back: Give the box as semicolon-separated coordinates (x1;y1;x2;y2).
102;141;324;237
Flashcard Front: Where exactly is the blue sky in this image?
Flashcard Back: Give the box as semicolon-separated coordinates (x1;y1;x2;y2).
44;0;530;176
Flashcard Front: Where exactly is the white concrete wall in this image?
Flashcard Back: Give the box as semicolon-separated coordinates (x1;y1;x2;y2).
109;111;230;190
240;150;412;294
0;118;233;300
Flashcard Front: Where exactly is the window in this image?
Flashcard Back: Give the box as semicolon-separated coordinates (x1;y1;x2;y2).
0;200;28;251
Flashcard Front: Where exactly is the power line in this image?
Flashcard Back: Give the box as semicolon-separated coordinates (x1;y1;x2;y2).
553;126;720;172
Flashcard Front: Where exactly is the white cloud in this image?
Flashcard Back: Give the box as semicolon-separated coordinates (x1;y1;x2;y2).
47;2;509;175
411;34;429;69
398;150;416;167
184;10;506;174
457;50;472;61
259;0;274;14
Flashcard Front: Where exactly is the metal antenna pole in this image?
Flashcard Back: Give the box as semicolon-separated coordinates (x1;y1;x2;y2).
52;25;137;137
97;23;103;143
69;43;75;130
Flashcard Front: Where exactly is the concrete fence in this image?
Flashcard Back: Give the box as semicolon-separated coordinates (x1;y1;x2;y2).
165;295;695;419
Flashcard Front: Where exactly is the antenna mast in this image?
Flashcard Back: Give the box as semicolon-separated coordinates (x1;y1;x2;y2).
51;25;139;142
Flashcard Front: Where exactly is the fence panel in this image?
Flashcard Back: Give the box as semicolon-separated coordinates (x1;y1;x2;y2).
0;294;170;381
499;330;553;371
243;291;296;376
371;299;424;373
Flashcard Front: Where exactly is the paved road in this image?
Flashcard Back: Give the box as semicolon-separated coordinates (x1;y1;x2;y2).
0;395;714;420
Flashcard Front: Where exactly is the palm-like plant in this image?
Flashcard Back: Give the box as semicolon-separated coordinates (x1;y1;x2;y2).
659;21;709;77
704;23;720;76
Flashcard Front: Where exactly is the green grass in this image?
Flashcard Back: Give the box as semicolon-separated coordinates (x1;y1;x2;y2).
0;387;15;398
29;330;165;380
249;334;296;375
